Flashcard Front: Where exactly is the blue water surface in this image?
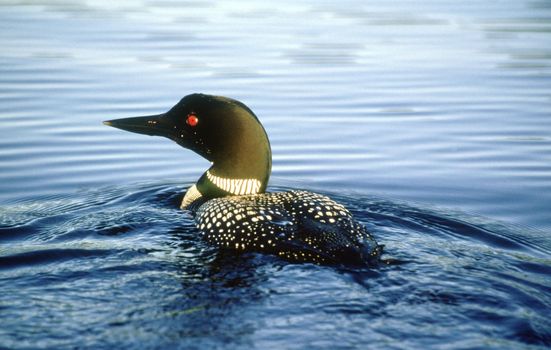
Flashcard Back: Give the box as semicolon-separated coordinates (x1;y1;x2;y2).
1;1;550;349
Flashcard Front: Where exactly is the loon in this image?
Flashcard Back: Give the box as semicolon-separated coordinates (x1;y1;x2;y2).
104;94;382;266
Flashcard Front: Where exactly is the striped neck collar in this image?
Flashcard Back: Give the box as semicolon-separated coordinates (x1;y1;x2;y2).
206;170;261;196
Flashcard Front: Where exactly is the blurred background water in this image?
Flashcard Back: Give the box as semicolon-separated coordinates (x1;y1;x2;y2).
0;1;550;349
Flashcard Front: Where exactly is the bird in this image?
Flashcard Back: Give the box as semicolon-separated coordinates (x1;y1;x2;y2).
104;93;382;266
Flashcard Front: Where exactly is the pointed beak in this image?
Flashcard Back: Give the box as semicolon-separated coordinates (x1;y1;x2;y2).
103;113;170;137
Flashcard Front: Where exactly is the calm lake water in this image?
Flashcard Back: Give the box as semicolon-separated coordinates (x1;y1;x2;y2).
1;1;550;349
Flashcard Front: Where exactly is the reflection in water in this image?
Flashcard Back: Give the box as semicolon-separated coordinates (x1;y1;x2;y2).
1;183;550;348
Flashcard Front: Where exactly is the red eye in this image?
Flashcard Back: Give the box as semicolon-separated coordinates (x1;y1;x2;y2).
186;113;199;127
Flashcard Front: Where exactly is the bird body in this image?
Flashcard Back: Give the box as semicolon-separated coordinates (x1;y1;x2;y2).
105;94;382;266
195;190;381;265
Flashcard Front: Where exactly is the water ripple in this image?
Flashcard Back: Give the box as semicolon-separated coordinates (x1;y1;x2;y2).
1;1;551;348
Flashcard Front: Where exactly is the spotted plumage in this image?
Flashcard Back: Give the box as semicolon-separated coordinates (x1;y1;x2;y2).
195;190;381;265
105;93;382;266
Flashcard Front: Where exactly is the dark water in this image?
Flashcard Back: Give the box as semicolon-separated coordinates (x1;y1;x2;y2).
1;1;551;349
